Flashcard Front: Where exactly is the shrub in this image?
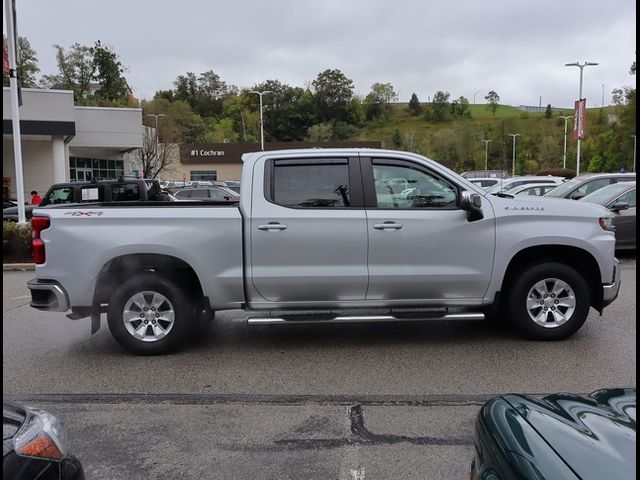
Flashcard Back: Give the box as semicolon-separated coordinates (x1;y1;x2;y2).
536;168;576;179
3;221;32;263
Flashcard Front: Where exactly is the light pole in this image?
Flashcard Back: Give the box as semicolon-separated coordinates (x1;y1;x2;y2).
508;134;520;176
482;139;491;170
249;90;272;150
565;61;598;176
473;90;481;105
559;115;572;169
631;135;636;172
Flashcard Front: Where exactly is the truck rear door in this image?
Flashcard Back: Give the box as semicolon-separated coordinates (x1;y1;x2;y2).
249;156;368;303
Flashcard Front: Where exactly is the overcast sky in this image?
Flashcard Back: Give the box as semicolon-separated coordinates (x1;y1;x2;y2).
4;0;636;108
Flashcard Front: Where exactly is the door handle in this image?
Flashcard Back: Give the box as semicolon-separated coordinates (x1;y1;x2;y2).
373;222;403;230
258;222;288;231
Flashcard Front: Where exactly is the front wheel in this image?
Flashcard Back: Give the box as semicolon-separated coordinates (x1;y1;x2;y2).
107;272;192;355
508;262;591;340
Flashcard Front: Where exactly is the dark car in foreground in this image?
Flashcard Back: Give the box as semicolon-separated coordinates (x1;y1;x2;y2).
579;182;636;250
470;388;636;480
3;402;85;480
3;204;37;222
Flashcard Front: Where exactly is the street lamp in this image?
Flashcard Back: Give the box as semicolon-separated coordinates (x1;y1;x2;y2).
481;139;491;170
559;115;572;169
631;135;636;172
565;61;598;176
508;134;520;176
473;90;481;105
249;90;272;150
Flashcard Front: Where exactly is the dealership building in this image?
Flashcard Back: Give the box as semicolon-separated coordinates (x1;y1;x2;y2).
162;141;383;182
3;87;143;200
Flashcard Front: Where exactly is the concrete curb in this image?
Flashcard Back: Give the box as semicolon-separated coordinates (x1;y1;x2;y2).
3;263;35;271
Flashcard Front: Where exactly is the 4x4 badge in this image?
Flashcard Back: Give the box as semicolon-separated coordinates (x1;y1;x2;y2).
64;211;104;216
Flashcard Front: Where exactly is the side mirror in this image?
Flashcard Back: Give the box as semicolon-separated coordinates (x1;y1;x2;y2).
460;191;484;222
609;202;629;212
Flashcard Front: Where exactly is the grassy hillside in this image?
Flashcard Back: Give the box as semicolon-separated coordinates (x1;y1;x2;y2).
353;103;610;175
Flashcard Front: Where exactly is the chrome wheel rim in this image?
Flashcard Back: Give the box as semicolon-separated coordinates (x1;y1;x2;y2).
526;278;576;328
122;291;175;342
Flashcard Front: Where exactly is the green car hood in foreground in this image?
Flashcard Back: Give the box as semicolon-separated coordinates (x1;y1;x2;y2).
475;388;636;479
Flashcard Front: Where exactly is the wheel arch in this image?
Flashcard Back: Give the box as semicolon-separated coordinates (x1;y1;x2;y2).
94;253;207;308
500;245;603;312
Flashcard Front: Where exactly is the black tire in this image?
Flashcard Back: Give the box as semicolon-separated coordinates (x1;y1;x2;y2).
107;272;192;355
508;262;590;340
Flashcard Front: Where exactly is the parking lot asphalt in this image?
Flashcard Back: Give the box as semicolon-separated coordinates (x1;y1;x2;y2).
3;256;636;479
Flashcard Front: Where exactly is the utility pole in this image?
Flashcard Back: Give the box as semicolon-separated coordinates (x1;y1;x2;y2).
482;139;491;170
249;90;272;150
559;116;572;170
508;134;520;176
565;61;598;176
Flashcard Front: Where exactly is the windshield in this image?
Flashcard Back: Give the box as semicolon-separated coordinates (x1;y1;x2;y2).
544;178;583;197
579;183;633;205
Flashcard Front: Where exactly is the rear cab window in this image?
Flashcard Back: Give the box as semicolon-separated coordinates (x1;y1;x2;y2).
110;184;141;201
267;158;359;208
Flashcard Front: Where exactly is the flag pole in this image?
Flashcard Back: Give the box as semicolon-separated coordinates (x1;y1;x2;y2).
4;0;27;224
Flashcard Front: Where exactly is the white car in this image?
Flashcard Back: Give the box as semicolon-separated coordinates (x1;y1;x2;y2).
510;183;560;197
486;176;565;195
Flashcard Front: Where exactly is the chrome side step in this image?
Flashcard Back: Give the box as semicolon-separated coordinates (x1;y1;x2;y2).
247;312;485;325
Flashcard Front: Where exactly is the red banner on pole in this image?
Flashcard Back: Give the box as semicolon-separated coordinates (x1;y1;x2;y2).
2;46;9;75
573;99;586;140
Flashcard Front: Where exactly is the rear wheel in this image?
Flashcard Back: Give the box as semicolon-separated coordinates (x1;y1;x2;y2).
508;262;590;340
107;272;192;355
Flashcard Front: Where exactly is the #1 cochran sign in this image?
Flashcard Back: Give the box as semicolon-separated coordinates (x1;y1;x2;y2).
573;99;586;140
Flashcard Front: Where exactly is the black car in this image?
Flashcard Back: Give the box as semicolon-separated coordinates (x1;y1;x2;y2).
39;178;166;207
3;402;85;480
470;388;636;480
2;204;37;222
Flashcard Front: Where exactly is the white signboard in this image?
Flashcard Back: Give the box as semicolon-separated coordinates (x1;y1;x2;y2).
82;188;100;201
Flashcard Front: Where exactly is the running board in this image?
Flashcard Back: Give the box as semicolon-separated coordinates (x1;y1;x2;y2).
247;312;485;325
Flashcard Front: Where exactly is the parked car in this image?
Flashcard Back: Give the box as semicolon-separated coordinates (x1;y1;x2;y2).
172;186;239;201
461;169;509;179
3;204;37;222
3;401;85;480
224;180;241;193
468;178;501;189
579;182;636;250
544;172;636;200
469;387;635;480
510;183;560;197
485;176;565;195
39;178;167;206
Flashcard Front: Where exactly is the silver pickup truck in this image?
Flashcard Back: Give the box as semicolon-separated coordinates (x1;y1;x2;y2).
28;148;621;355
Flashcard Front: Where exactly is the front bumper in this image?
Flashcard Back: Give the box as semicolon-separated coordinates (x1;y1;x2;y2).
27;279;70;312
602;258;621;308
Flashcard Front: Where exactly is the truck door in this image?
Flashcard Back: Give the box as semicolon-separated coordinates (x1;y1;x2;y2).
249;156;368;303
362;156;495;303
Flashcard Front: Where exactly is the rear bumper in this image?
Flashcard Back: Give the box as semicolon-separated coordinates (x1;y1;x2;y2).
602;258;621;308
27;279;70;312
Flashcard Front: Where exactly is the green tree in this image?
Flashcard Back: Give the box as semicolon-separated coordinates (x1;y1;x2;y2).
485;90;500;116
544;104;553;119
454;96;471;117
390;128;403;148
431;90;451;122
305;123;333;141
40;41;132;105
311;69;354;122
3;36;40;87
408;93;421;115
364;82;397;121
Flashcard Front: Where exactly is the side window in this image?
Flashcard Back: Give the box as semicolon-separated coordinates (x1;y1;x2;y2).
110;184;140;201
271;159;350;208
175;190;191;199
615;189;636;207
372;162;457;208
190;189;211;199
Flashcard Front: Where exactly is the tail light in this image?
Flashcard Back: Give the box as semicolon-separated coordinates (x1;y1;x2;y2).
31;216;50;265
14;408;66;461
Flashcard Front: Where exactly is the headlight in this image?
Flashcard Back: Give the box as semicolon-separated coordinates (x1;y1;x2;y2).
599;217;615;232
13;408;66;461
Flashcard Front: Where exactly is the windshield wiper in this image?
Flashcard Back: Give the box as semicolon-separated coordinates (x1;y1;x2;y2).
492;192;514;198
